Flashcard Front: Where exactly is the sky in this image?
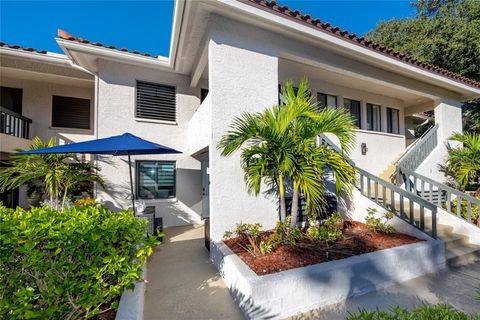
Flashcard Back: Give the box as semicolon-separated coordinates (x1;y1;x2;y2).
0;1;415;57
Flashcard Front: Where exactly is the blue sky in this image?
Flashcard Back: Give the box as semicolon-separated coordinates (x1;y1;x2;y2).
0;1;415;57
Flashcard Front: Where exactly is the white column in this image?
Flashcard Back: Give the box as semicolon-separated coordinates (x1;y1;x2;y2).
416;98;463;181
434;98;463;146
208;24;279;241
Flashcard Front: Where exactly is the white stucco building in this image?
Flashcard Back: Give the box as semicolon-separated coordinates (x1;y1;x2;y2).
1;0;480;245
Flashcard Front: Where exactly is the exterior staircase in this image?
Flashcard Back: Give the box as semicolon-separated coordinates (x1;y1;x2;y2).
379;158;398;182
364;179;480;266
320;131;480;266
434;221;480;266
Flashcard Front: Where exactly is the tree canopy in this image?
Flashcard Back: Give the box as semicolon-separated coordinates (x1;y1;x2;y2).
365;0;480;132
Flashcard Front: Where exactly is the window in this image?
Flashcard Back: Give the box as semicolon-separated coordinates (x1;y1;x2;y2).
317;93;337;110
386;107;400;134
52;95;91;129
366;103;381;131
137;161;176;199
136;81;176;122
1;86;23;114
344;98;361;128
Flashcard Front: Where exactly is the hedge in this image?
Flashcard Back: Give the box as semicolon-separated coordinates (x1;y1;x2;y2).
0;205;159;319
347;304;477;320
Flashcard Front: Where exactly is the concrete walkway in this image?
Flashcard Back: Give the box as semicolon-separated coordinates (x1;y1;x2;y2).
143;225;243;320
144;224;479;320
288;262;480;319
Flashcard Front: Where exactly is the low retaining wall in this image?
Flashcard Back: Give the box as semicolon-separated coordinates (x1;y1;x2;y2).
212;238;445;319
115;265;147;320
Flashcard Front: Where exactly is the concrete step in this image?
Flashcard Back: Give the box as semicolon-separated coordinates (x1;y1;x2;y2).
440;233;470;250
446;244;480;267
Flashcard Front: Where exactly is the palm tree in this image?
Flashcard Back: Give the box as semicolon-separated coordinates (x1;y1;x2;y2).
280;80;356;227
0;137;104;207
444;132;480;190
217;79;356;227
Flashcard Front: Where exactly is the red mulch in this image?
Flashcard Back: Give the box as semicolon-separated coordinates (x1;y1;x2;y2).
92;310;117;320
92;308;116;320
224;221;422;275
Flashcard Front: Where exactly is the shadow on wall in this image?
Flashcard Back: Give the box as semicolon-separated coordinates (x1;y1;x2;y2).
176;168;202;214
150;200;202;227
217;260;278;319
290;237;439;320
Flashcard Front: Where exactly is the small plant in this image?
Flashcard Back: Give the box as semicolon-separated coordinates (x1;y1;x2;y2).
224;222;269;256
307;212;344;244
275;216;304;244
347;303;474;320
444;198;479;224
74;198;98;207
365;207;396;234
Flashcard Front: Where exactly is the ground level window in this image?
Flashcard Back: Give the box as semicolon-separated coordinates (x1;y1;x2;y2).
317;93;337;110
367;103;381;132
387;107;400;134
344;98;361;128
137;161;175;199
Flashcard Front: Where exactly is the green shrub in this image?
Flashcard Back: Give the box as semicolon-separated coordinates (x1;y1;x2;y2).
347;303;476;320
0;205;158;319
307;212;344;244
445;198;479;223
74;197;98;207
365;208;396;234
275;216;304;244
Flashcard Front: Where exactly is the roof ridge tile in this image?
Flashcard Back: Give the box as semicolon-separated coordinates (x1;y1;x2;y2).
57;29;158;59
245;0;480;89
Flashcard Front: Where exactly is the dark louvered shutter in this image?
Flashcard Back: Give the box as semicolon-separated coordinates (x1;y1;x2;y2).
136;81;176;122
52;96;91;129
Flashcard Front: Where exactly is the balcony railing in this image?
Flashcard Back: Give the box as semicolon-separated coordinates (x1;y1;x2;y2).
396;124;438;173
319;134;438;238
0;107;32;139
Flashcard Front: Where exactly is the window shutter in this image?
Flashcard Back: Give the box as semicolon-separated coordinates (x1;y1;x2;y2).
52;96;90;129
136;81;176;122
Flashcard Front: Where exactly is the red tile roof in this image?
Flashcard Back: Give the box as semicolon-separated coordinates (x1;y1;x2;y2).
57;29;158;59
0;41;47;54
244;0;480;89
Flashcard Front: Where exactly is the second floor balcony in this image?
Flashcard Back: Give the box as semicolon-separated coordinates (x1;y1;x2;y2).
1;106;32;140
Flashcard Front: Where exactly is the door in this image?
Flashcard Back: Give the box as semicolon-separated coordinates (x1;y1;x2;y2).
201;161;210;219
201;160;210;250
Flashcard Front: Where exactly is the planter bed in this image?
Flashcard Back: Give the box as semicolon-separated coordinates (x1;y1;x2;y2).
212;221;446;319
224;221;421;275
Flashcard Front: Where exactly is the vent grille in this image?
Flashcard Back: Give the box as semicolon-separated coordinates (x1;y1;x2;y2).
136;81;176;122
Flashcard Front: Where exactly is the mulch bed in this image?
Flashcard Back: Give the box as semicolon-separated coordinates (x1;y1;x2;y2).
224;221;422;275
92;309;116;320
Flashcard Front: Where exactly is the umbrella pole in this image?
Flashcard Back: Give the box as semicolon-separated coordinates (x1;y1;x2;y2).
128;153;136;216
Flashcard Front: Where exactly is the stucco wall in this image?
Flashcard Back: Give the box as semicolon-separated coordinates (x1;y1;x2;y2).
208;18;280;241
0;76;95;208
0;76;95;143
95;60;203;227
416;99;463;182
188;93;211;155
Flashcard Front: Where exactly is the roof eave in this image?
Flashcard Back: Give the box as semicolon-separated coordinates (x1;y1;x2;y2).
56;38;172;72
219;0;480;98
0;46;72;66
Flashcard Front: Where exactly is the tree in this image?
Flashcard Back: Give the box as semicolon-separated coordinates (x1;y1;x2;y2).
365;0;480;133
442;132;480;190
217;79;357;227
0;137;104;207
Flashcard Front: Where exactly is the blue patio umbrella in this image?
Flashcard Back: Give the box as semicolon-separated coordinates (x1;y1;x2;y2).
17;133;181;213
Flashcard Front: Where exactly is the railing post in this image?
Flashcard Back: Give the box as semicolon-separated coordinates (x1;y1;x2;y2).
432;208;437;239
